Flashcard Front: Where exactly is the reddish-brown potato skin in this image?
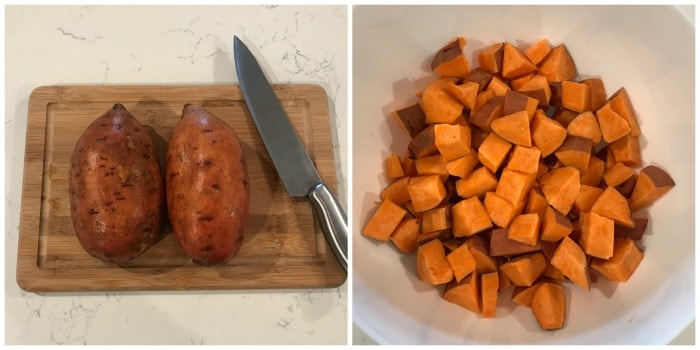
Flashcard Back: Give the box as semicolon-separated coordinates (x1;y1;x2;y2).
69;104;164;264
166;104;250;266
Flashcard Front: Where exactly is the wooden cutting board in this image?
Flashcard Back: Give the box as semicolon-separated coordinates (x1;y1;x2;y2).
17;85;346;292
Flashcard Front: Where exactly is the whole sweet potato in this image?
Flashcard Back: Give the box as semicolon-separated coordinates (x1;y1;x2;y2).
166;104;249;265
69;103;164;264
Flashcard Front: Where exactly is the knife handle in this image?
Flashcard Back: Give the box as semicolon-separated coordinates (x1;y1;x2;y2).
308;183;348;272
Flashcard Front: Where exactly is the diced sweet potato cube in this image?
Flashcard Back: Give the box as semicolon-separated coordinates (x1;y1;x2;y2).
629;165;675;212
443;238;464;252
504;89;538;122
590;186;634;227
408;175;447;212
562;80;591;113
465;68;494;92
478;132;513;173
581;78;607;111
445;150;479;178
552;108;578;128
431;37;471;78
549;83;563;109
608;134;641;167
471;96;504;132
525;187;549;220
524;38;551;66
408;125;438;159
392;103;428;138
489;227;542;256
517;75;552;106
446;243;477;282
496;169;534;205
380;176;411;204
434;124;471;161
416;229;453;245
443;272;481;313
456;167;498;199
579;212;615;259
609;87;641;137
567;111;602;146
452;196;493;237
506;146;541;175
390;217;421;253
385;153;405;180
604;162;637;197
362;199;407;241
551;237;589;291
402;152;418;177
573;184;603;213
502;42;537;79
444;81;480;110
590;237;644;282
540;205;573;242
542;263;566;281
415;154;449;181
478;42;504;74
421;204;452;233
499;252;547;286
531;109;567;157
481;272;499;317
484;191;520;228
404;201;419;218
491;110;531;147
580;155;604;187
554;135;592;173
540;166;580;215
423;79;464;124
537;44;577;83
512;283;540;307
416;238;454;284
596;102;631;143
530;282;566;330
466;235;498;274
498;269;512;291
508;213;541;246
487;76;511;97
510;73;535;91
614;217;648;241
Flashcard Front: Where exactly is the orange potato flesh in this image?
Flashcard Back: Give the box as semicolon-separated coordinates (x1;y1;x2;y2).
506;146;541;175
455;167;498;199
629;165;675;212
478;42;504;74
423;79;464;124
431;37;471;78
421;204;452;233
443;272;481;313
540;166;580;215
590;186;634;227
530;282;566;330
608;87;641;137
385;153;405;180
590;237;644;282
447;243;477;282
434;124;472;161
390;217;421;253
502;42;537;79
481;272;500;317
540;205;573;242
362;199;407;242
408;175;447;212
567;111;602;145
596;102;631;143
452;196;493;237
416;238;454;284
445;150;479;178
380;176;411;204
550;236;589;291
531;109;567;157
499;252;547;286
537;44;577;83
496;169;535;205
491;110;531;147
507;213;541;246
579;211;615;259
478;132;513;173
524;38;551;65
561;80;591;113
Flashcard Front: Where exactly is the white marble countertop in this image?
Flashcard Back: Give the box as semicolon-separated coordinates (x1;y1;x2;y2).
5;5;347;345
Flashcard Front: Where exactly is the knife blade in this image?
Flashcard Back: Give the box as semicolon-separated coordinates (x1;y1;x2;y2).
233;36;348;272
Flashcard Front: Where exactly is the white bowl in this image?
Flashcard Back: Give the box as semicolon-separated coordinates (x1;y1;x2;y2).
352;5;694;345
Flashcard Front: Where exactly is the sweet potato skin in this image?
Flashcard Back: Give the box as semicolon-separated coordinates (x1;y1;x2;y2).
166;104;250;266
69;104;164;264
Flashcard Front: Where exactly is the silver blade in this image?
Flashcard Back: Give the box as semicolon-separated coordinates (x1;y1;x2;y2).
234;36;323;198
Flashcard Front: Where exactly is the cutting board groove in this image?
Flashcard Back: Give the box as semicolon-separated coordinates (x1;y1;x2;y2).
17;84;346;292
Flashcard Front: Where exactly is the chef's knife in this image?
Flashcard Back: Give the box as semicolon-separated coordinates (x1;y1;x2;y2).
233;36;348;272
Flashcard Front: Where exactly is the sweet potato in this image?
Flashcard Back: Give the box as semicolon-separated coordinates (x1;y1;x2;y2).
477;132;513;173
531;109;567;157
431;37;471;78
455;167;498;199
552;108;578;129
550;236;588;290
487;76;511;97
452;196;493;237
496;169;534;205
525;187;550;220
434;124;471;161
491;110;531;147
390;217;421;253
561;81;591;113
608;87;641;137
502;42;537;79
408;175;447;212
415;154;449;181
445;82;480;111
629;165;675;212
590;237;644;282
540;167;580;215
499;252;547;286
524;38;551;65
614;217;648;240
408;125;438;159
537;44;577;83
69;104;164;263
510;73;535;91
478;42;504;74
472;96;505;132
579;212;615;259
380;176;411;204
590;186;634;227
554;135;592;173
481;272;500;317
581;78;607;111
567;111;602;146
445;150;479;178
506;146;541;175
465;68;494;92
573;184;604;213
530;282;566;330
385;153;405;180
603;162;637;197
517;75;552;107
507;213;541;246
580;155;605;187
392;103;428;138
362;199;407;242
443;272;481;313
596;102;631;143
540;206;573;242
422;204;452;233
166;104;249;265
416;238;454;284
512;283;540;307
484;191;520;228
504;90;539;121
417;229;453;245
423;79;464;124
489;227;542;257
466;235;498;274
402;152;418;177
608;134;641;167
447;243;477;282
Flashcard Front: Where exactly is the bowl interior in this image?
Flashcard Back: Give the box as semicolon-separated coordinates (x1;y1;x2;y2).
352;5;694;345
